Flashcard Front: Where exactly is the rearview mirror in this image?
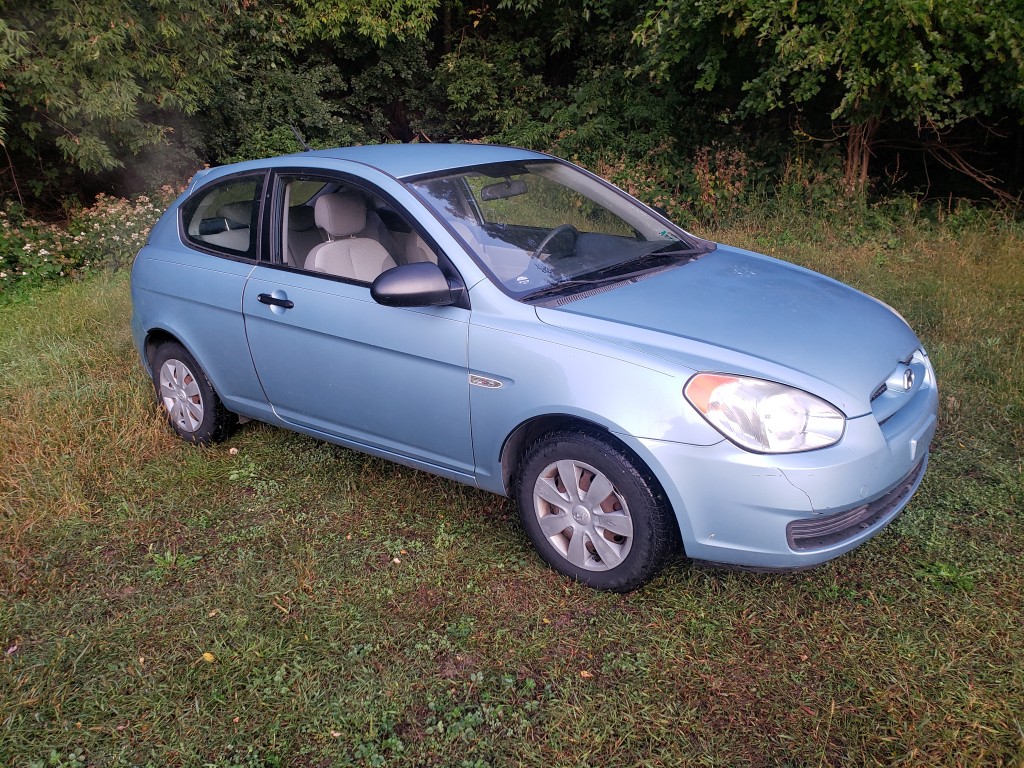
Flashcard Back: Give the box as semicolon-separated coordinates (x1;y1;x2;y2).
480;179;528;201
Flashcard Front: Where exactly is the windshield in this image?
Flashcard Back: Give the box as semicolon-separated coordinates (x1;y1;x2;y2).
406;160;713;300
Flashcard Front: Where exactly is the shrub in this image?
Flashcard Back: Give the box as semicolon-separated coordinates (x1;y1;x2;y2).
0;187;178;291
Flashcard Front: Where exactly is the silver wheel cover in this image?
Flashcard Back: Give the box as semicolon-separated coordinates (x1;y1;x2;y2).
532;459;634;571
158;357;204;433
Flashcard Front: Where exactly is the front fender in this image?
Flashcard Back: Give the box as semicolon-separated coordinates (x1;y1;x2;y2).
465;300;723;493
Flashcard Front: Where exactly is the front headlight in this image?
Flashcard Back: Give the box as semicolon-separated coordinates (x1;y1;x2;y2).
684;373;846;453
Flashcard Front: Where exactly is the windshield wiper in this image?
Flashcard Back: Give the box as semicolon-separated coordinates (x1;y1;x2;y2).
648;240;695;256
521;247;701;303
579;248;696;280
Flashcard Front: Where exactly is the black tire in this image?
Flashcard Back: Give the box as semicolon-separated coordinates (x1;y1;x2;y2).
151;341;236;445
515;426;677;592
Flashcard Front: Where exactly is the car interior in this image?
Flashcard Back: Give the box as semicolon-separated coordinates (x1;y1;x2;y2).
187;190;257;254
280;180;438;283
186;177;441;284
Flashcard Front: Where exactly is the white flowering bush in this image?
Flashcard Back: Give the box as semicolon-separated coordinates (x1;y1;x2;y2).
0;186;179;291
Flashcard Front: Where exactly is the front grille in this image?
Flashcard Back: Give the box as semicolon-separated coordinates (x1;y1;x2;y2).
786;460;926;551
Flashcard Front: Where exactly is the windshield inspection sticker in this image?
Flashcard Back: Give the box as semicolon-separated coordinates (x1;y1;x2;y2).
659;230;675;239
516;276;530;285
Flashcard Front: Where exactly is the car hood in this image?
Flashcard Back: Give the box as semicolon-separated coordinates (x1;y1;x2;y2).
535;245;922;416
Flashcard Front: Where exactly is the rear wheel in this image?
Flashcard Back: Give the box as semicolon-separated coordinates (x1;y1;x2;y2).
515;427;676;591
151;342;236;444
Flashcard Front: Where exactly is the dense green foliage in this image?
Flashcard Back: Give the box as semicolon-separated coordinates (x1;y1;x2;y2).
632;0;1024;196
0;0;1022;209
0;1;234;194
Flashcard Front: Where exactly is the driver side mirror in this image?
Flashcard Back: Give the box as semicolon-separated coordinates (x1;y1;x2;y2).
371;262;464;307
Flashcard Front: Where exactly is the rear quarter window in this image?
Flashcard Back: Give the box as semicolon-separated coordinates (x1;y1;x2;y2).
180;175;265;259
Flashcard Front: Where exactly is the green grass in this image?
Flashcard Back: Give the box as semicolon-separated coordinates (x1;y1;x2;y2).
1;209;1023;767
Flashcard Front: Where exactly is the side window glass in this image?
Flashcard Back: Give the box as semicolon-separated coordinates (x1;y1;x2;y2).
181;176;263;257
279;178;330;270
278;176;438;282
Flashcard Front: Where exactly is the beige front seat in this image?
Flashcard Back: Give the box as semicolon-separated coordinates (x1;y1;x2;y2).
286;205;326;267
404;232;438;264
305;192;396;282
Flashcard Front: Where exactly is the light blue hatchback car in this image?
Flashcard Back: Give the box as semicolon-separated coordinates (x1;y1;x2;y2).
131;143;938;591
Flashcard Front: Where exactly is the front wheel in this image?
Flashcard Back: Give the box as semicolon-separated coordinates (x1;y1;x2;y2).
515;427;677;591
151;342;236;444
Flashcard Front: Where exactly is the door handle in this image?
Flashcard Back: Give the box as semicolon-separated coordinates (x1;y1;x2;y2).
257;293;294;309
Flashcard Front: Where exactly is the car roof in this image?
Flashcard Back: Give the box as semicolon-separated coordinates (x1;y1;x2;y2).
279;143;551;179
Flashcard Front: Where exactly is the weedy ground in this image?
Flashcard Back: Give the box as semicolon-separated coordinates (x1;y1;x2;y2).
1;206;1022;767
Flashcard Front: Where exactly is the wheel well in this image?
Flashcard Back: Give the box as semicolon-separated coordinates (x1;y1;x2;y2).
143;329;179;368
500;414;684;554
500;415;633;494
501;415;572;494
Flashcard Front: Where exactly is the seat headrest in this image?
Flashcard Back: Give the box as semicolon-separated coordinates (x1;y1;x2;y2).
288;205;317;231
315;192;366;238
405;233;433;263
218;202;253;227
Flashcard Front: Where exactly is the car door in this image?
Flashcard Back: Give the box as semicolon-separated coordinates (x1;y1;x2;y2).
241;173;475;480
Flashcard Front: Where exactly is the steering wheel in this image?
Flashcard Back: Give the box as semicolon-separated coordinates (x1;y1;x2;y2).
531;224;578;261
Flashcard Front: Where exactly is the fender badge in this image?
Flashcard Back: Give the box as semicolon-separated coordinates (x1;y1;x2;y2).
469;374;502;389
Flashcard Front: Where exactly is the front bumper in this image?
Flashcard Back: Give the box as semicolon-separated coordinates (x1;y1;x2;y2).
631;379;938;569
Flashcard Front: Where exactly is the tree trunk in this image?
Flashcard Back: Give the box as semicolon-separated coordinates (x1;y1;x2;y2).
843;118;879;197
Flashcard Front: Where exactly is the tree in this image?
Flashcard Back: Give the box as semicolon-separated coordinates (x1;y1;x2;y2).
294;0;440;47
632;0;1024;197
0;0;235;199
